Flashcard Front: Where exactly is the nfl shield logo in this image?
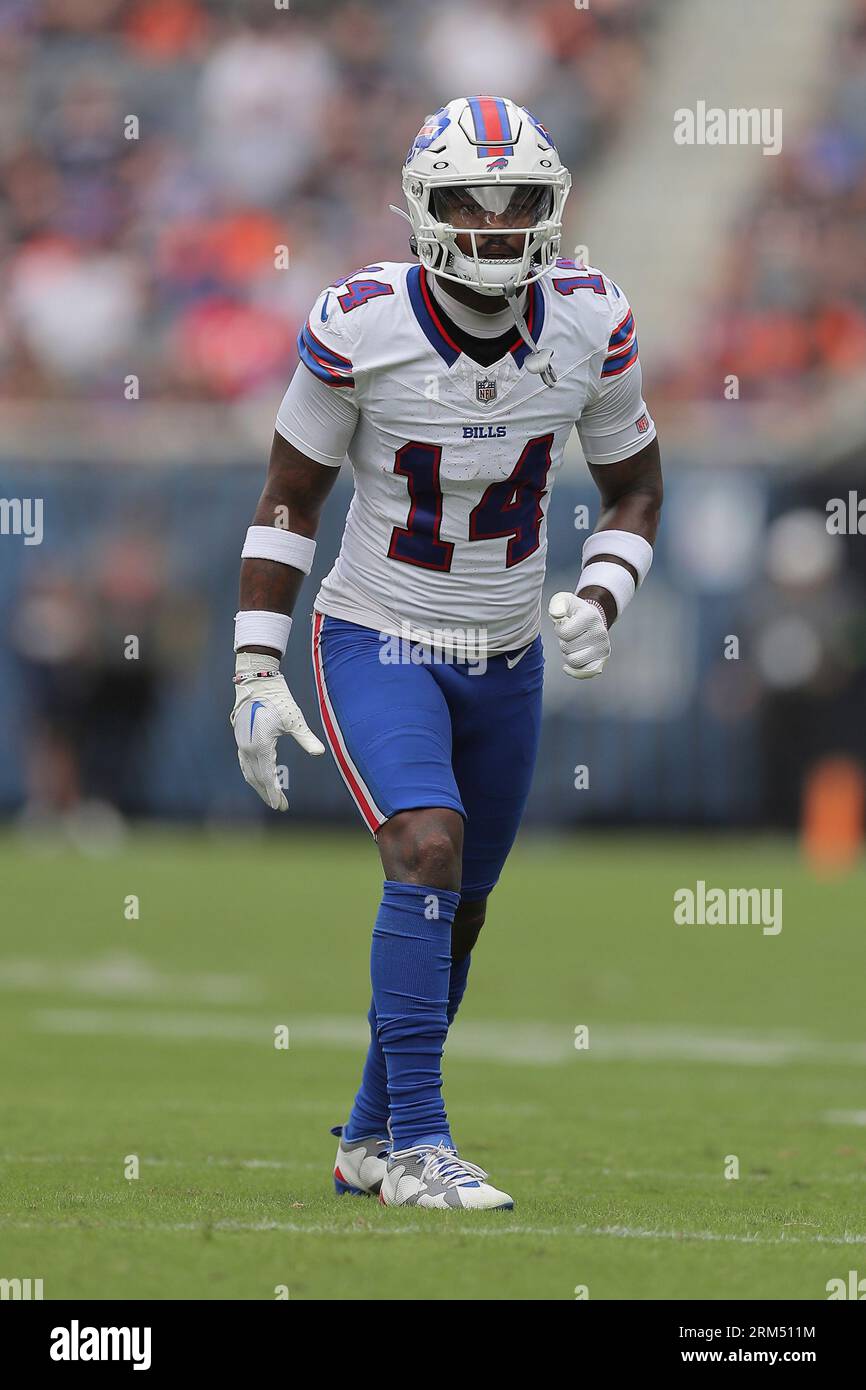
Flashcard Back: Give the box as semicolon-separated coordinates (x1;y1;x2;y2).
476;376;497;404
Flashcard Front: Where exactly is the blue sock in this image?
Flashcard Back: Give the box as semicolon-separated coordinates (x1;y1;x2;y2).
344;999;389;1141
371;880;459;1151
447;952;472;1025
344;951;472;1142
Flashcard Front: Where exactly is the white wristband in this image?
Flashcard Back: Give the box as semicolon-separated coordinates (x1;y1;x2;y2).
582;529;653;586
234;610;293;655
576;560;636;617
241;526;316;575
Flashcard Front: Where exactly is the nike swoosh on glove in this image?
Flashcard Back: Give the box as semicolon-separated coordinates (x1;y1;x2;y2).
548;592;611;679
230;652;324;810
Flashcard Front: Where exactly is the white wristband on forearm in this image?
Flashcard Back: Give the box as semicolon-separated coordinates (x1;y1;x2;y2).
582;529;654;585
234;610;292;655
576;561;635;616
577;529;654;618
241;526;316;575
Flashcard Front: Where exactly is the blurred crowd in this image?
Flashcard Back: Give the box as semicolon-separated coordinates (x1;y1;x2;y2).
4;0;866;411
10;524;207;835
0;0;661;406
666;0;866;401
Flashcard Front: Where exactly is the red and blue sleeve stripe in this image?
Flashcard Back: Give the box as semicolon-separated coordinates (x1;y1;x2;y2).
468;96;515;158
297;321;355;387
601;308;639;378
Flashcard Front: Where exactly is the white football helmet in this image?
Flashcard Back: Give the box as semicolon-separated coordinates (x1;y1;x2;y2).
401;96;571;298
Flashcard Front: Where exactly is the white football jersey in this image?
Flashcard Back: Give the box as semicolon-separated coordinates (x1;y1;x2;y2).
276;260;655;655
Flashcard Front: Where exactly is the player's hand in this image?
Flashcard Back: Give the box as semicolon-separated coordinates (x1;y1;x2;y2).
230;652;325;811
548;592;611;679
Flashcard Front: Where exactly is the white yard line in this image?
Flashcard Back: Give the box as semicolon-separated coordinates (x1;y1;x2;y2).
0;953;261;1004
29;1007;866;1068
1;1216;864;1246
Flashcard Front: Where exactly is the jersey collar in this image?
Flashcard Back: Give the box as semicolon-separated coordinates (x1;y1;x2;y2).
407;265;545;370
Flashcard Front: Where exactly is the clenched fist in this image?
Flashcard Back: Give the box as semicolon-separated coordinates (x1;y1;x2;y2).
547;592;611;679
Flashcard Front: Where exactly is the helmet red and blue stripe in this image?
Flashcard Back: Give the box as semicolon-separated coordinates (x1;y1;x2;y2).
467;96;515;157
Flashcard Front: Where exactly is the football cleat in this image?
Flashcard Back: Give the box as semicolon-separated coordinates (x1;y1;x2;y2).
330;1124;389;1197
379;1142;514;1210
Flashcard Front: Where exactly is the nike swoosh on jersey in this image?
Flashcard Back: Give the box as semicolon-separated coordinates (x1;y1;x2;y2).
505;646;531;669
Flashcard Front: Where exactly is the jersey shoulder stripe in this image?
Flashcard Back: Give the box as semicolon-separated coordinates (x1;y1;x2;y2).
608;307;635;350
298;263;411;385
601;306;639;377
297;322;355;387
302;321;352;369
549;263;643;380
544;260;634;365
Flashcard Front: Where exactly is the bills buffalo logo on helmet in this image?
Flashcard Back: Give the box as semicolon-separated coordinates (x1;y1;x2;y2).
406;107;451;163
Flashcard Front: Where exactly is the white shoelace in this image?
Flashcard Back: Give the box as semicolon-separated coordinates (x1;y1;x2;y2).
419;1144;489;1188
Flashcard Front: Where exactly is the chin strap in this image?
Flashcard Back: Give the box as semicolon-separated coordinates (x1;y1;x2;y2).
504;281;557;387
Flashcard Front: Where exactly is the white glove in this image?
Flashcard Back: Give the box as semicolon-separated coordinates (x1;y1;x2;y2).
548;592;611;679
230;651;325;811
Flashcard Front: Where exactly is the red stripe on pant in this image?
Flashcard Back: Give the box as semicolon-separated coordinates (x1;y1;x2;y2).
312;612;382;833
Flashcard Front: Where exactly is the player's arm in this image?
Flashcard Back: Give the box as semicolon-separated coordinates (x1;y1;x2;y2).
237;430;340;657
231;353;358;809
549;315;662;678
579;435;662;628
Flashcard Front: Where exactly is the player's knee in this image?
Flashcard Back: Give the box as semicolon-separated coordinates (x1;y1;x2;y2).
452;897;486;962
378;807;463;891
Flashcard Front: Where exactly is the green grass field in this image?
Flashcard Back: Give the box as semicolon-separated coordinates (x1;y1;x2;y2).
1;827;865;1301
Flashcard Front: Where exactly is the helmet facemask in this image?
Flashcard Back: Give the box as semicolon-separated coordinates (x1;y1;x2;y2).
403;170;570;297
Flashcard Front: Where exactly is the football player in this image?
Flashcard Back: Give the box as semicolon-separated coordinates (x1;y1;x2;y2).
231;97;663;1210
